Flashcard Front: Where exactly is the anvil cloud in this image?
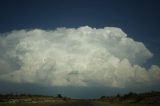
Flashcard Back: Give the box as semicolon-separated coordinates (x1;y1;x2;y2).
0;26;160;88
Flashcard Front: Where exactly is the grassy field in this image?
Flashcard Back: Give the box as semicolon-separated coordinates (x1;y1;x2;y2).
1;101;92;106
0;103;53;106
0;101;159;106
94;101;126;106
94;101;159;106
0;91;160;106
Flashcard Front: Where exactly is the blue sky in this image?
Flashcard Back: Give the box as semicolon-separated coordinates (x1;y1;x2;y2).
1;0;160;65
0;0;160;98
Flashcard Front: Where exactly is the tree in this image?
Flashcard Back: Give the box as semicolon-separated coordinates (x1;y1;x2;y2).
116;94;120;98
57;94;62;98
100;96;106;99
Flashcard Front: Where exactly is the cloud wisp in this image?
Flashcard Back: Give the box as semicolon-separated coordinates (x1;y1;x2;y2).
0;26;160;88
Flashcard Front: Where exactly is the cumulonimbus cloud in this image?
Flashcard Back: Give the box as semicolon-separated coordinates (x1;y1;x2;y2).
0;26;160;88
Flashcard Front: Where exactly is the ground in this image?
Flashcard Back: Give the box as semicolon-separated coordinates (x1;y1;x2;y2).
0;100;159;106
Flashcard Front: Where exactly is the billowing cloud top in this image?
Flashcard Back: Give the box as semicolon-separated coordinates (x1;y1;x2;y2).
0;26;160;88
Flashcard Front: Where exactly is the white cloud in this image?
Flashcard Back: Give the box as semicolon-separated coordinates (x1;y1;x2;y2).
0;26;159;88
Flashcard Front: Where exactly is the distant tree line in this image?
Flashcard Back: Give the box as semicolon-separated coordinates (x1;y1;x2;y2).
0;93;71;102
0;93;52;98
0;93;68;98
99;91;160;104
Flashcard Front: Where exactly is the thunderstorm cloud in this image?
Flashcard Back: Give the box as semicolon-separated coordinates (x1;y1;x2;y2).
0;26;160;88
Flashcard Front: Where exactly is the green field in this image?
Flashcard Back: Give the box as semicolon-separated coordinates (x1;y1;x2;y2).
0;91;160;106
0;103;53;106
0;101;159;106
94;101;158;106
0;103;48;106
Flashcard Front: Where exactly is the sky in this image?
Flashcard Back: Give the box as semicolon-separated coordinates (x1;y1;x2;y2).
0;0;160;98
